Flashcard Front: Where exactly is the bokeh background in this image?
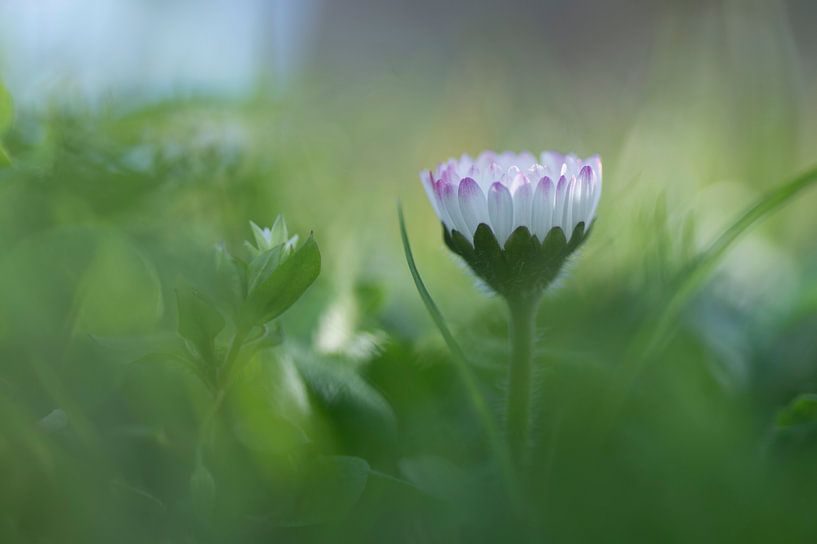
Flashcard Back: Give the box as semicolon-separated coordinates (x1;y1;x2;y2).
2;0;817;542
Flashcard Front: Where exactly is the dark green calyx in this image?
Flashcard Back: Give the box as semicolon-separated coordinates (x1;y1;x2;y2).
443;222;592;298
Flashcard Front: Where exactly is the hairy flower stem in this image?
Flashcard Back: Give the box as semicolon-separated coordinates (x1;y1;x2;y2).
506;294;540;469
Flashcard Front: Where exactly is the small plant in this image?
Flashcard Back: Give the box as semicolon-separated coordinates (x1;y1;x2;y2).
417;150;602;466
174;216;320;517
175;216;320;395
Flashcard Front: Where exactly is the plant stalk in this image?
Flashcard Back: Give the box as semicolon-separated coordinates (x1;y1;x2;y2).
219;327;248;388
506;294;539;469
196;328;248;456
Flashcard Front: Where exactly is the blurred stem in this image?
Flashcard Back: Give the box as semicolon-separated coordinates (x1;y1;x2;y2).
506;294;540;469
196;389;226;455
219;327;248;388
196;328;248;456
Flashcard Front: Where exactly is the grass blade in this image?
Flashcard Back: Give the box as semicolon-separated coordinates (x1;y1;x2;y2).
397;202;521;506
644;163;817;360
607;164;817;428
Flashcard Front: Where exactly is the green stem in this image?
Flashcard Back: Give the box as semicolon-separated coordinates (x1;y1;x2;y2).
196;389;226;455
219;327;248;388
196;328;248;456
506;294;539;468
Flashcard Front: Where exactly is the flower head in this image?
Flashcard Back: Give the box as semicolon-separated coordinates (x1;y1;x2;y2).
420;151;602;297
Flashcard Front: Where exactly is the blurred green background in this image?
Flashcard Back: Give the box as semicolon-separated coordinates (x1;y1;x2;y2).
2;0;817;542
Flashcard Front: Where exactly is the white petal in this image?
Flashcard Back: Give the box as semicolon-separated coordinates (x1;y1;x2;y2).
512;179;533;230
577;165;594;226
422;152;602;240
540;151;564;174
487;160;504;184
587;155;602;179
503;165;521;187
458;177;489;239
509;171;529;195
420;171;442;218
575;179;587;233
440;181;469;235
528;164;546;181
564;176;578;235
531;177;555;240
424;175;453;229
588;167;602;224
488;182;514;246
554;175;568;232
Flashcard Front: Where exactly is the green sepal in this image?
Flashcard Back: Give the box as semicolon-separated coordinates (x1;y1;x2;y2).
443;225;475;262
443;221;593;297
473;223;503;276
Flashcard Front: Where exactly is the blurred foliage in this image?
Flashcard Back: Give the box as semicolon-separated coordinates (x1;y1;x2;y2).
2;3;817;541
0;81;11;164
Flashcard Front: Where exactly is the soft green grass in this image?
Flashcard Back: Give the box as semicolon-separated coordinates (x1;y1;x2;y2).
2;19;817;540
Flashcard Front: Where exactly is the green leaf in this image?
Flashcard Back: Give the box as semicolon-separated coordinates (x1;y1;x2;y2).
89;332;207;380
229;354;311;455
214;242;246;308
240;235;320;328
354;280;386;318
247;244;284;293
771;394;817;453
110;479;166;514
267;455;369;527
0;145;11;167
295;350;397;435
242;322;284;358
90;333;211;389
189;455;216;518
0;82;12;166
90;332;189;363
176;286;225;365
0;82;12;133
73;232;164;336
777;394;817;429
399;455;473;505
